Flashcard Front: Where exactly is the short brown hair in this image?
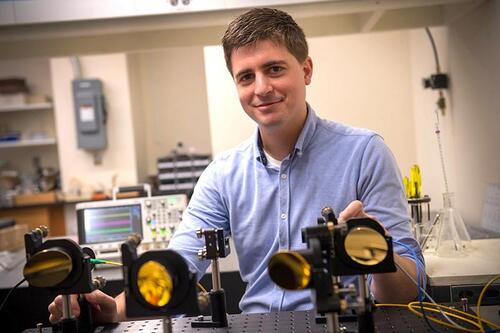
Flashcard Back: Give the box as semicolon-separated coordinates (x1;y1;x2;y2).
222;8;308;74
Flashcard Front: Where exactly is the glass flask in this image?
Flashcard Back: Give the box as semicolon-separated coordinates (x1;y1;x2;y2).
420;214;439;254
435;192;471;257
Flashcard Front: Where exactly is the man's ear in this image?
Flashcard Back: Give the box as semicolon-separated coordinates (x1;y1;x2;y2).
303;57;313;85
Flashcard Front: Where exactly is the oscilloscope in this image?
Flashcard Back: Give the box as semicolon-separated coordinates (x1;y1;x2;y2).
76;193;187;260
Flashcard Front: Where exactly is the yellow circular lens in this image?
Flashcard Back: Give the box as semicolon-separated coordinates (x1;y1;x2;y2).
268;251;311;290
137;261;173;307
344;226;388;266
23;249;73;287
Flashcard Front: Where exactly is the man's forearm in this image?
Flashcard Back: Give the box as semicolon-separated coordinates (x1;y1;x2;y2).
371;254;419;303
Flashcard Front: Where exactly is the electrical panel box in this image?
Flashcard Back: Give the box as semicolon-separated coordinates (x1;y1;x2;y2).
72;79;107;150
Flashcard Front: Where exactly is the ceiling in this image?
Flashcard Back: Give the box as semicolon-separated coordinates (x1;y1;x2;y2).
0;0;486;59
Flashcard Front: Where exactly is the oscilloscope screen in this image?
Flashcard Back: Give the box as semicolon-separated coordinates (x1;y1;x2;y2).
80;204;143;244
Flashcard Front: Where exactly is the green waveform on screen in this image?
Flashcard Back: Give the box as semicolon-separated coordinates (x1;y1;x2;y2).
86;227;132;235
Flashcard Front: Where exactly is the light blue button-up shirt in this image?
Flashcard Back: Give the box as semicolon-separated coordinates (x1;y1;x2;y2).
169;105;425;313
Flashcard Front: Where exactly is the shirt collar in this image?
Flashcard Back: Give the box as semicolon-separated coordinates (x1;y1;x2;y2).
255;132;268;165
254;103;319;165
294;103;318;155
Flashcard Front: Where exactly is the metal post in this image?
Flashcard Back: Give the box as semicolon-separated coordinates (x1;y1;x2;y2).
163;316;173;333
326;312;341;333
358;275;368;303
61;295;73;319
211;258;221;291
357;275;375;333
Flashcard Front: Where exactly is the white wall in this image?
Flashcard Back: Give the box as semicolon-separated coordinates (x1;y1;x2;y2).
128;47;213;176
446;1;500;227
50;53;139;196
308;30;417;175
204;46;255;156
126;53;148;184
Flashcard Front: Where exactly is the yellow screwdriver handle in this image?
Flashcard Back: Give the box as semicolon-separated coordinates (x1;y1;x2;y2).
410;164;422;198
403;176;411;198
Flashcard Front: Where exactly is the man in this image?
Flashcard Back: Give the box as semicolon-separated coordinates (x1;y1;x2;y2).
48;7;424;323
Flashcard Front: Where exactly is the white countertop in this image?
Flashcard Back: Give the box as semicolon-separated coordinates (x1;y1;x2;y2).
424;238;500;286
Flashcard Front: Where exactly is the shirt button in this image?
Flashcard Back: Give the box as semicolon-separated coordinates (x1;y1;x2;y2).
281;213;287;220
281;173;287;179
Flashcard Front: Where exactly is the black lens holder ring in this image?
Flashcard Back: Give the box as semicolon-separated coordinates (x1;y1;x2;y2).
129;249;192;311
33;238;92;293
332;217;396;275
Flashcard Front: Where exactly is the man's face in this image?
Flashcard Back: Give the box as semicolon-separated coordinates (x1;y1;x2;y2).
230;40;313;131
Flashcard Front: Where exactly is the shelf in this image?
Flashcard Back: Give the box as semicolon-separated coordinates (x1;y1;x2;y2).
0;137;56;148
0;102;52;113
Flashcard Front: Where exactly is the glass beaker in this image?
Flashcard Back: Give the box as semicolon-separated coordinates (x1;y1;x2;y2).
435;192;471;257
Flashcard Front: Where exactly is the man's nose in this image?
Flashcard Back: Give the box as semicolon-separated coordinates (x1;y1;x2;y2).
254;74;272;96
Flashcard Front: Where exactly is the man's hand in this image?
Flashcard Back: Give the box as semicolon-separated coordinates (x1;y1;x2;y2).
338;200;384;229
339;200;419;303
48;290;119;324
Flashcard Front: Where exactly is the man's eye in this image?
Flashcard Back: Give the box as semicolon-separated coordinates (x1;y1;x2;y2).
269;66;284;74
239;74;254;83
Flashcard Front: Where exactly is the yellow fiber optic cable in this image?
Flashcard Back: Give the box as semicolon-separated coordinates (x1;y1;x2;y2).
477;275;500;333
409;302;500;330
376;302;499;332
90;258;123;266
197;283;207;293
407;303;482;332
376;303;479;332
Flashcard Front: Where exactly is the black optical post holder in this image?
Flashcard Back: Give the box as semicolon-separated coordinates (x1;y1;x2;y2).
298;214;397;333
25;239;97;294
191;228;231;328
332;218;396;276
24;227;100;333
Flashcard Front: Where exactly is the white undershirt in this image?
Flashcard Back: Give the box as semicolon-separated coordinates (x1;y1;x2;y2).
263;149;282;168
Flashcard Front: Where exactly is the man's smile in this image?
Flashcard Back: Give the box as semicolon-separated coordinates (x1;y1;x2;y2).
253;98;284;110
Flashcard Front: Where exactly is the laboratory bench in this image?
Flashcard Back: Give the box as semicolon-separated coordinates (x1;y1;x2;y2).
0;246;245;333
1;238;499;332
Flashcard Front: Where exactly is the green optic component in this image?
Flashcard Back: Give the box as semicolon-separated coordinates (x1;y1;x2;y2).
90;258;122;266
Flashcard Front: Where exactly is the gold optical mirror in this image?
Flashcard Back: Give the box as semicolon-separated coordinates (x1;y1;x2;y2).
137;260;173;307
344;226;388;266
23;249;73;287
268;252;311;290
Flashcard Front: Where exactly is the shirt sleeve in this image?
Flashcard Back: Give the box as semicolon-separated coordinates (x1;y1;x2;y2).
358;135;426;297
167;159;230;280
